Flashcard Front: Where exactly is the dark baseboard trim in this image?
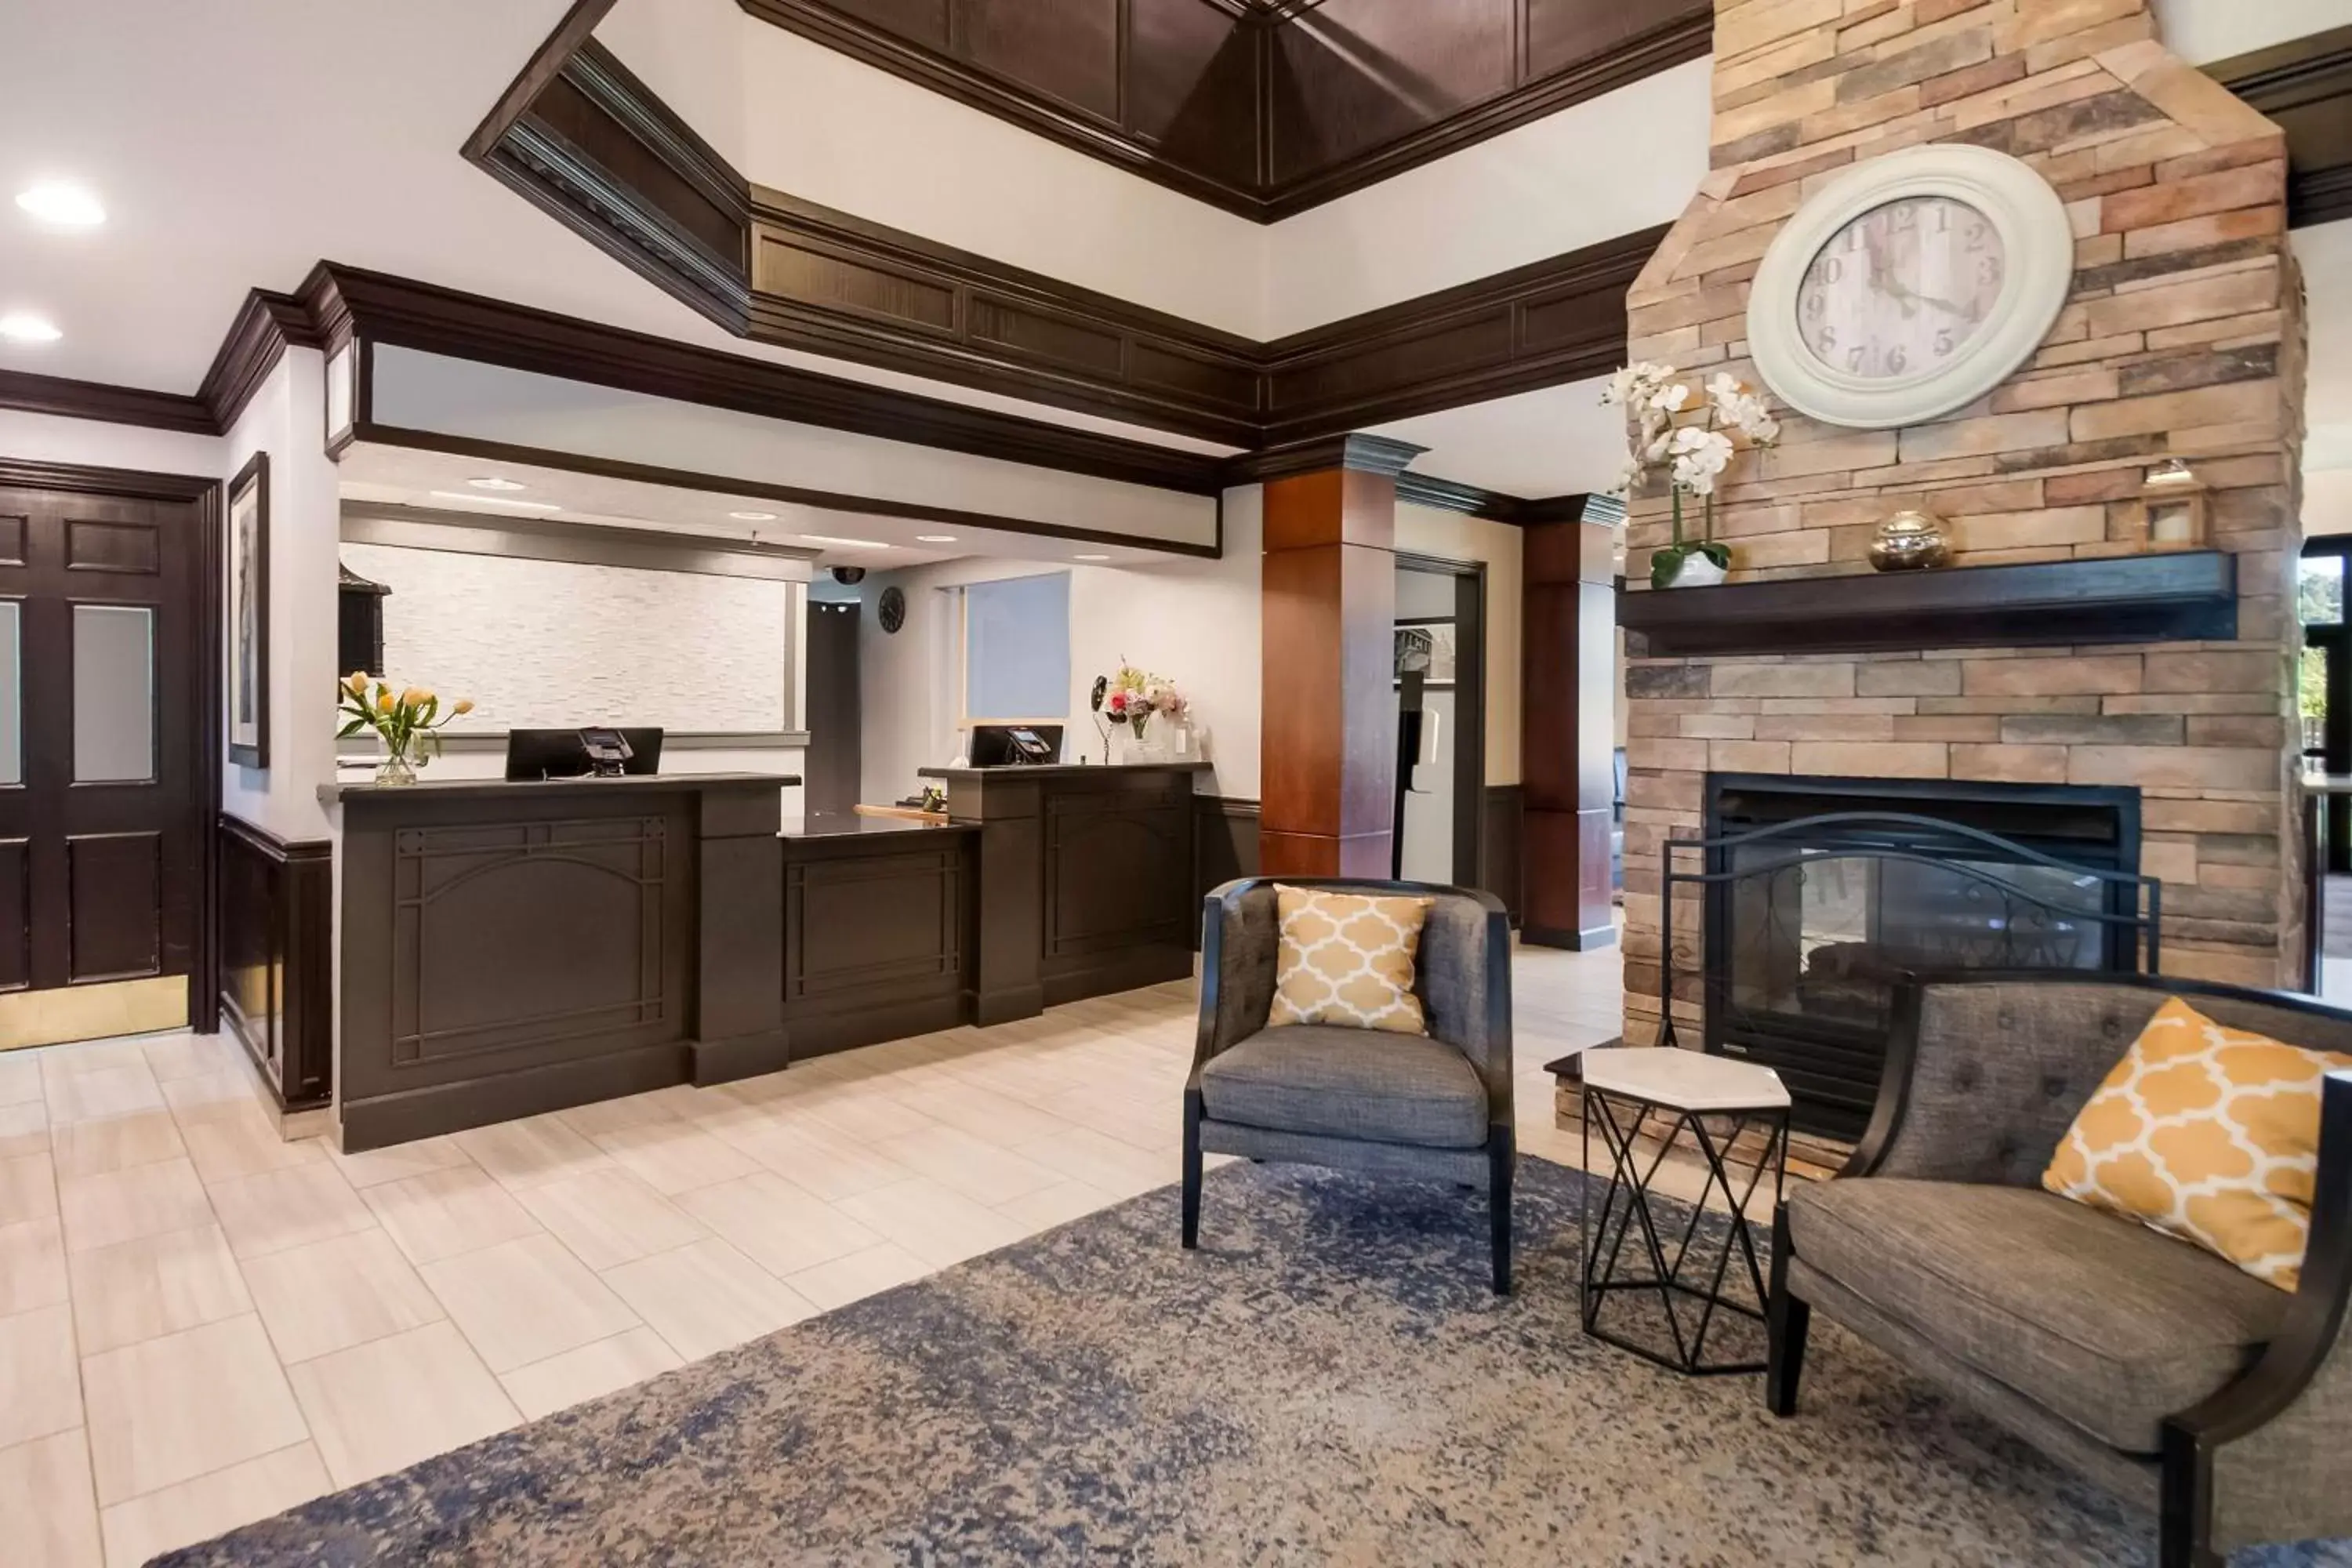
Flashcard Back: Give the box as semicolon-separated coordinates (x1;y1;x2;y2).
691;1028;795;1086
339;1043;688;1153
780;995;968;1063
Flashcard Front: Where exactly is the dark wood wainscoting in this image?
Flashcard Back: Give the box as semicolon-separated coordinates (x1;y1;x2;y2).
1482;784;1525;927
215;816;332;1112
782;825;975;1059
1192;794;1261;943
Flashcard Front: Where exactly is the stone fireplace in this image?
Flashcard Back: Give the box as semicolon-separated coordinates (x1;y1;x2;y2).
1616;0;2311;1119
1700;773;2144;1138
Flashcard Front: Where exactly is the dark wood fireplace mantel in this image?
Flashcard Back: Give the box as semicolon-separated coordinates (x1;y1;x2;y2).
1620;550;2238;659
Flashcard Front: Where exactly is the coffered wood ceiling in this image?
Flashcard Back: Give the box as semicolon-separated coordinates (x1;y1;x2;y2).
479;36;1661;449
738;0;1714;221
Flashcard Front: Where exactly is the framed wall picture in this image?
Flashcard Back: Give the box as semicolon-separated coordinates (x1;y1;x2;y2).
226;451;270;768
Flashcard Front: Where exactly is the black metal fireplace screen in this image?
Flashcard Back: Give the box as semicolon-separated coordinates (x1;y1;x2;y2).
1655;810;2163;1139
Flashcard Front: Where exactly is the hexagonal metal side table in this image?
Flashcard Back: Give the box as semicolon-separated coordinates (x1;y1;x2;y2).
1574;1047;1791;1377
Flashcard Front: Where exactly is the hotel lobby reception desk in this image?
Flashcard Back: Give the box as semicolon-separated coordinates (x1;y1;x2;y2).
920;761;1207;1026
327;774;794;1150
324;762;1203;1149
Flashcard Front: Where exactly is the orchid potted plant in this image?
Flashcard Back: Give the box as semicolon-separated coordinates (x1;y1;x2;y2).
1603;363;1780;588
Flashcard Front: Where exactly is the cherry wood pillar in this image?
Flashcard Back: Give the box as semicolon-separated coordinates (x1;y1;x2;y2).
1258;435;1423;879
1523;508;1617;949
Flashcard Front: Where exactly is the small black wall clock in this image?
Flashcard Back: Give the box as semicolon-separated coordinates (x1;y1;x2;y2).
878;585;906;634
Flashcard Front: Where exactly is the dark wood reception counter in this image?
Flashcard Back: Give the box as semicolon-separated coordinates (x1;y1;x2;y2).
322;763;1205;1149
918;761;1208;1025
325;773;796;1150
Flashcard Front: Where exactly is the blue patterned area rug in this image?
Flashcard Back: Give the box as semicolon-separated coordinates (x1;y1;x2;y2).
161;1158;2342;1567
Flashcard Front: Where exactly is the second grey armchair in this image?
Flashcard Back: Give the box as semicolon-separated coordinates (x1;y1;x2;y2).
1182;878;1515;1292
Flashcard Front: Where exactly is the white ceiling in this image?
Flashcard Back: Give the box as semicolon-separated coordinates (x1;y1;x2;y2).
1379;376;1625;500
0;0;1229;455
336;441;1186;574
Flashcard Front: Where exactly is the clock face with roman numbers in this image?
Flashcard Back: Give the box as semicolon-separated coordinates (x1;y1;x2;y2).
1795;195;2008;382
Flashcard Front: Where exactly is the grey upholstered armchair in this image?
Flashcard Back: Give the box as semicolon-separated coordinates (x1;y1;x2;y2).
1767;972;2352;1568
1183;877;1515;1292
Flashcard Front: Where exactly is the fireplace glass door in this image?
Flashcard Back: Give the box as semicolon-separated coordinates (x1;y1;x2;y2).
1704;776;2141;1140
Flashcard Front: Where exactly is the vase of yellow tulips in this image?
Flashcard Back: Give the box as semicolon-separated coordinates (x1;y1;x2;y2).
337;673;472;786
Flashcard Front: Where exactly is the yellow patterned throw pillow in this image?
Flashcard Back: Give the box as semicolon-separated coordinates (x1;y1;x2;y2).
2044;997;2352;1291
1265;885;1432;1035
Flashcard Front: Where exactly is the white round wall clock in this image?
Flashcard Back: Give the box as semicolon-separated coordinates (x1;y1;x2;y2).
1746;143;2074;430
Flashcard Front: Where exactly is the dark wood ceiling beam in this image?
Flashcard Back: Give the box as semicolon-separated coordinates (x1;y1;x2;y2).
2209;23;2352;229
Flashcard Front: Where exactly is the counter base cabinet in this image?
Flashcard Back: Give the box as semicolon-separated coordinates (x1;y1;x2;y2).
216;817;332;1113
1040;783;1194;1005
782;830;973;1060
334;777;788;1152
924;763;1210;1025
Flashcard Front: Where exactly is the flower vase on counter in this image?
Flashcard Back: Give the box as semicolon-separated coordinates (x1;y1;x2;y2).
336;673;472;785
1091;659;1189;766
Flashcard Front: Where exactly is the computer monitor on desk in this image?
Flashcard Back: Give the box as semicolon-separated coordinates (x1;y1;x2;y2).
968;724;1062;767
503;728;666;781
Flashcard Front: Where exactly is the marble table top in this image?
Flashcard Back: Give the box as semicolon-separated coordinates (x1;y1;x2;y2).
1575;1047;1792;1112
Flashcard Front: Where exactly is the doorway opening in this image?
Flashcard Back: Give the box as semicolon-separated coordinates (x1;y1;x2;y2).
1393;554;1486;889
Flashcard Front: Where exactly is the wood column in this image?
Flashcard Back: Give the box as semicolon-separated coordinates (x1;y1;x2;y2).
1523;508;1617;949
1258;435;1422;878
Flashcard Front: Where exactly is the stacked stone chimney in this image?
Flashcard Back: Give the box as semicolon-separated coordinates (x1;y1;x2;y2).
1620;0;2310;1053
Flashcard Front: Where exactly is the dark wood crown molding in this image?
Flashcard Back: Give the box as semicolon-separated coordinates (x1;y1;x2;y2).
1394;472;1590;526
198;291;326;434
303;261;1232;495
0;367;216;435
466;19;1660;452
735;0;1709;223
2210;23;2352;229
1223;431;1423;483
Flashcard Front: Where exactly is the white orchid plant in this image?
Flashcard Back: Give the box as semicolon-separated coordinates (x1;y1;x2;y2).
1603;364;1780;587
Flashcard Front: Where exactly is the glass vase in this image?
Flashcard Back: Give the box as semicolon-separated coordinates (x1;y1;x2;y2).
374;750;419;786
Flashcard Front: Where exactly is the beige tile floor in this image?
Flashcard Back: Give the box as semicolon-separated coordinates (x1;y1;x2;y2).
0;942;1629;1566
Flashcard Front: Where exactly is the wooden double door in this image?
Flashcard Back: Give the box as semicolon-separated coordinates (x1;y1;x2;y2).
0;466;212;1047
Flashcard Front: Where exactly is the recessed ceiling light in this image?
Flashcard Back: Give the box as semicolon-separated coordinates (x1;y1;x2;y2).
0;312;61;345
915;535;956;544
466;477;527;492
797;533;889;549
428;490;561;512
729;510;779;522
1073;553;1111;561
14;181;103;228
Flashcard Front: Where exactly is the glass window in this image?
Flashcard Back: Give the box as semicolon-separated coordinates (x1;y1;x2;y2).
2301;554;2343;626
964;574;1069;721
2303;645;2329;757
72;604;154;783
0;601;18;786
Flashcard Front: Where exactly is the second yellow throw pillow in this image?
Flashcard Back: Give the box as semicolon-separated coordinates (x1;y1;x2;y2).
1266;884;1432;1035
2044;996;2352;1291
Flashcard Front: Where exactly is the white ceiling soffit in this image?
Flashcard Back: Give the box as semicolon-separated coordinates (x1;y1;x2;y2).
336;441;1175;572
366;345;1221;553
2149;0;2352;66
596;0;1711;340
1373;375;1625;501
0;0;1228;456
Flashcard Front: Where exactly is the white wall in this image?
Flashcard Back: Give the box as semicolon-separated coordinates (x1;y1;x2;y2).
858;485;1265;804
340;543;793;733
0;410;224;477
218;350;342;841
370;347;1221;552
1396;504;1523;788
